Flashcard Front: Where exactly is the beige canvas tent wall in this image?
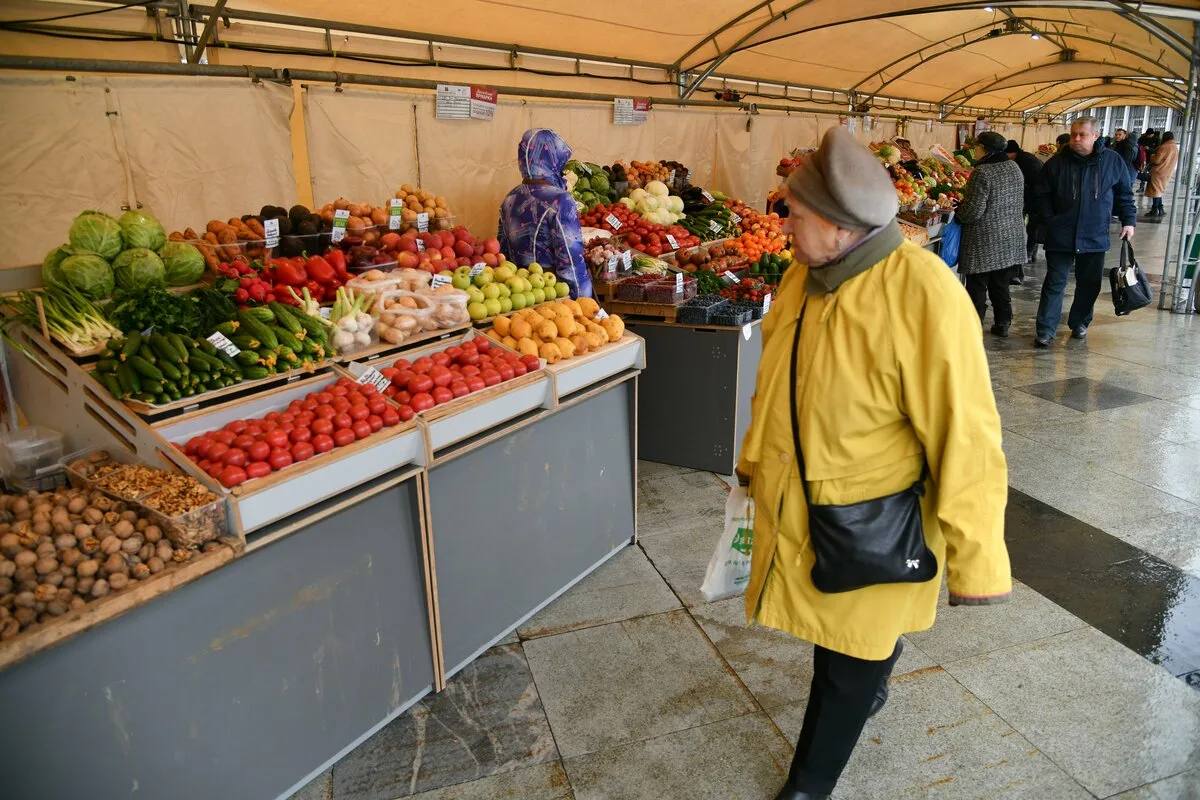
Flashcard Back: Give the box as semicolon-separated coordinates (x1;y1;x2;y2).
0;0;1192;275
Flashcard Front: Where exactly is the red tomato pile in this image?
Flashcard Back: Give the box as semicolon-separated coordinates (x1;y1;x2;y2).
377;338;541;418
578;204;700;257
182;377;403;488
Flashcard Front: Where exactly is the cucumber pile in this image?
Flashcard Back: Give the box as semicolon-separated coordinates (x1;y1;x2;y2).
92;303;331;406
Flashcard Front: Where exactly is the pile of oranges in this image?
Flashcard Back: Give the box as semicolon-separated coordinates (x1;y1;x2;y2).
724;200;787;261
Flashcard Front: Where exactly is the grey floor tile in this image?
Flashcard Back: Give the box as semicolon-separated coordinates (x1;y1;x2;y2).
1006;414;1171;461
987;352;1094;390
906;582;1086;665
638;525;717;608
1099;440;1200;505
692;596;933;711
993;387;1087;427
637;468;727;539
1105;509;1200;578
768;667;1091;800
563;713;790;800
332;644;557;800
1091;399;1200;445
523;609;756;758
1081;359;1200;402
1018;377;1157;413
496;631;520;645
288;770;331;800
1109;769;1200;799
517;546;680;639
1178;394;1200;411
636;458;696;480
943;627;1200;798
408;762;573;800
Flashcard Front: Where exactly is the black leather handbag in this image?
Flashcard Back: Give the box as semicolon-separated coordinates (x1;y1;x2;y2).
1109;240;1153;316
789;304;938;593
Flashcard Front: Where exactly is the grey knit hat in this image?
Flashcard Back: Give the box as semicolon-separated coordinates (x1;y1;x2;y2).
977;131;1007;153
785;127;897;229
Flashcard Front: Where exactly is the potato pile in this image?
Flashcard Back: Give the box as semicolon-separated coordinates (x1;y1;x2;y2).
0;489;210;640
486;298;624;364
390;185;454;231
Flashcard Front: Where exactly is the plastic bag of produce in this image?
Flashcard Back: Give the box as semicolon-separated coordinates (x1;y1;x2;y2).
700;486;755;602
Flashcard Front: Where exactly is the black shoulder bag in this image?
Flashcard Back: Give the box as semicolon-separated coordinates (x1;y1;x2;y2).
1109;240;1153;316
789;304;938;593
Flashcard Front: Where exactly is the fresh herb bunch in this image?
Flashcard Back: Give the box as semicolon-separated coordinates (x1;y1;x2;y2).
108;287;200;336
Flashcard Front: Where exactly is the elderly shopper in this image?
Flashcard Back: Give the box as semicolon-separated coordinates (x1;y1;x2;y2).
1006;139;1045;270
956;131;1027;337
736;127;1012;800
1146;131;1179;219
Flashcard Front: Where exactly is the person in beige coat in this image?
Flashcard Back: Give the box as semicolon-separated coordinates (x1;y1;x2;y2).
1146;132;1178;218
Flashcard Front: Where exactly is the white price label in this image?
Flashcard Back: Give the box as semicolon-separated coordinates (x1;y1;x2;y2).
605;213;622;230
331;208;350;243
595;308;609;320
708;220;722;234
605;254;619;276
415;238;426;252
356;367;392;393
206;331;241;358
621;250;633;269
674;272;684;292
416;212;430;233
469;263;486;277
668;169;676;184
578;163;593;175
431;274;453;289
730;212;742;225
701;190;714;203
263;218;280;248
388;199;403;230
318;306;332;319
742;324;752;340
762;292;772;315
721;270;739;285
666;234;679;250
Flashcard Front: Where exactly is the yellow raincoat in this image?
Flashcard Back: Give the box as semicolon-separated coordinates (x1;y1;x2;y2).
738;241;1011;660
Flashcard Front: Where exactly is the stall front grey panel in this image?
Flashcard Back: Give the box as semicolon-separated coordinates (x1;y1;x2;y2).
430;381;636;673
0;476;433;800
632;323;761;474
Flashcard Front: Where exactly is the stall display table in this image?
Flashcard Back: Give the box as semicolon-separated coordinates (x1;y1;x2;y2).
628;319;763;475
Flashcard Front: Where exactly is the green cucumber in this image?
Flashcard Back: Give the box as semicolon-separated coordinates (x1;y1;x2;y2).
234;350;260;367
99;372;124;399
95;358;118;373
231;334;261;351
119;331;142;360
240;366;270;380
127;355;162;381
167;332;190;362
158;361;182;382
150;333;180;365
214;321;240;337
292;312;329;343
268;303;305;336
188;354;212;373
271;325;302;353
238;311;278;349
243;306;275;324
116;362;140;395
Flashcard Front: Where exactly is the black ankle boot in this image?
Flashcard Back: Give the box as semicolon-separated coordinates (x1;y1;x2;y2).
775;788;830;800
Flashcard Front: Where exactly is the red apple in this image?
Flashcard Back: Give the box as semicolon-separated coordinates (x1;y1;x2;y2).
453;239;473;257
481;252;499;267
484;237;501;254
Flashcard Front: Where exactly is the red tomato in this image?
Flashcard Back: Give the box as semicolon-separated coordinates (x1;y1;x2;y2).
432;386;454;405
244;424;263;438
333;413;353;430
248;440;271;461
475;338;492;354
348;405;370;422
358;383;378;396
311;418;333;436
205;461;225;479
411;392;435;412
460;364;481;378
291;441;315;462
367;398;387;415
381;367;399;381
246;461;272;479
268;449;294;470
394;390;412;406
450;380;470;398
348;391;367;406
366;414;384;433
333;428;356;447
520;354;541;372
224;420;248;435
265;411;283;421
352;420;373;440
458;351;480;367
302;398;319;412
311;433;335;453
412;357;434;373
498;365;515;381
393;370;415;388
232;434;256;451
207;442;230;461
219;466;247;487
314;404;336;420
294;412;315;426
261;420;279;432
332;397;351;413
223;448;247;467
391;358;411;371
289;426;312;444
264;429;289;449
466;376;486;392
513;362;527;377
408;374;434;394
460;341;477;354
431;352;451;366
280;412;296;425
385;407;404;425
329;385;348;397
315;392;334;405
196;459;212;472
481;369;502;387
192;438;215;459
337;377;356;389
429;366;452;387
445;346;463;361
211;430;237;446
384;385;398;398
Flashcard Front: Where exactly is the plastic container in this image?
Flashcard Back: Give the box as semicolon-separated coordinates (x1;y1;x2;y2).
730;300;763;321
0;426;64;479
141;491;226;548
709;308;752;327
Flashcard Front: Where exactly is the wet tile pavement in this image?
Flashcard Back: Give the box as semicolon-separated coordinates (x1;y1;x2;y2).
296;222;1200;799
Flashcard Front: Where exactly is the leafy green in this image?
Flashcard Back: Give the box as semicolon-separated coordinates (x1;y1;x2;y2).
41;245;72;288
108;287;199;336
159;241;206;286
113;248;166;291
60;253;114;299
68;210;123;260
117;210;166;250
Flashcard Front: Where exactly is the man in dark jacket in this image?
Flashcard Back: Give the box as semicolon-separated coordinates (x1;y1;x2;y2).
1032;117;1136;347
1006;140;1044;270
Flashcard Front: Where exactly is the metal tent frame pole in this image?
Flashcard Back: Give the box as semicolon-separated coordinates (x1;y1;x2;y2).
1159;24;1200;313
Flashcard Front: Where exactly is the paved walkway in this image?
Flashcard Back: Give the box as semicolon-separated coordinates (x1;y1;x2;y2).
291;214;1200;800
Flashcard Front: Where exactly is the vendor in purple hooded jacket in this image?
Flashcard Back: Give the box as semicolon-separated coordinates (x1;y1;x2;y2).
498;128;594;299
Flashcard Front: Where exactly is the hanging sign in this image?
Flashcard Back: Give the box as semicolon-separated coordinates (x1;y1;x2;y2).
436;84;498;120
674;272;684;292
469;86;497;120
614;97;650;125
621;250;633;270
721;271;739;285
974;117;990;136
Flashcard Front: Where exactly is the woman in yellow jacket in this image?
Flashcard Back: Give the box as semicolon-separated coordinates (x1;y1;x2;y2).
737;128;1012;800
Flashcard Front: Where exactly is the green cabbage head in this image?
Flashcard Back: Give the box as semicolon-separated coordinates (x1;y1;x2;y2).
113;248;166;291
67;210;123;260
41;245;72;288
60;253;115;299
158;241;206;286
118;210;166;251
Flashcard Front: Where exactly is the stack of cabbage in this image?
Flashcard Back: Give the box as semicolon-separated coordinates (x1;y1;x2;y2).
41;210;206;300
564;160;616;212
618;181;686;226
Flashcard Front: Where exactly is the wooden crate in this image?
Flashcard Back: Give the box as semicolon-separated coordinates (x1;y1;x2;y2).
600;299;679;322
111;362;334;421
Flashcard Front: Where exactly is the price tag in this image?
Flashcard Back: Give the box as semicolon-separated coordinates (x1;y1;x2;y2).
263;218;280;248
762;292;772;315
621;250;633;269
469;263;486;277
318;306;332;320
331;208;350;243
668;169;676;184
206;331;241;357
431;274;453;289
605;213;622;230
416;212;430;233
674;272;684;292
579;163;593;175
742;324;752;341
415;238;426;252
595;308;609;320
701;190;714;203
605;254;619;276
730;212;742;225
356;367;392;393
721;270;739;285
666;234;679;250
388;199;403;230
708;220;722;234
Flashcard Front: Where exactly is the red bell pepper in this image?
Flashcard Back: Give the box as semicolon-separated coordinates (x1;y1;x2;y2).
305;255;338;285
325;249;349;280
304;280;325;302
271;258;308;287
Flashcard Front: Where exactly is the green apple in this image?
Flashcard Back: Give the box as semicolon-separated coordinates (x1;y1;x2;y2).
499;297;513;313
511;293;527;310
556;282;570;298
529;274;546;290
484;298;502;317
494;265;515;282
438;269;454;278
523;292;536;308
482;284;501;300
467;301;488;321
532;288;546;304
473;267;494;286
498;284;511;298
452;273;472;290
527;262;544;276
468;286;485;303
506;277;523;293
544;272;557;287
517;267;529;278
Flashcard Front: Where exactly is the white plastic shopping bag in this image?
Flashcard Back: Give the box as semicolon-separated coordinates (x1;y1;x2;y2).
700;486;755;602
